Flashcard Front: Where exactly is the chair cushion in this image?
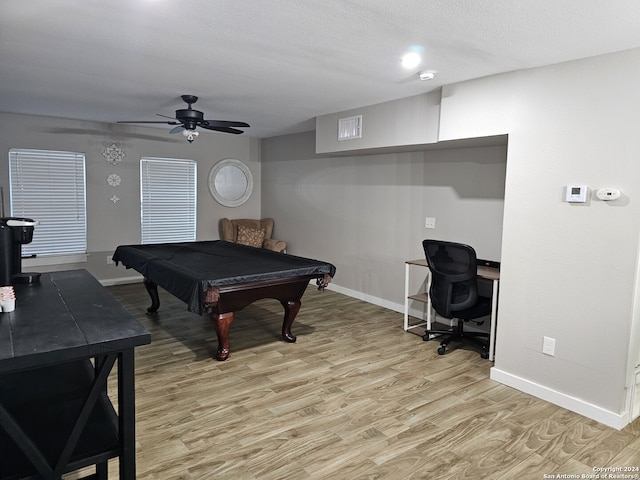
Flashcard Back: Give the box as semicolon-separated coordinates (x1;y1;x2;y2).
236;225;265;248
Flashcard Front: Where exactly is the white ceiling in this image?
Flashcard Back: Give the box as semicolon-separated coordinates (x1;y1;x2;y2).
2;0;640;139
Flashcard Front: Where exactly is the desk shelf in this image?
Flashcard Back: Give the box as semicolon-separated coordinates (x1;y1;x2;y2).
407;293;428;303
0;360;119;479
404;259;432;332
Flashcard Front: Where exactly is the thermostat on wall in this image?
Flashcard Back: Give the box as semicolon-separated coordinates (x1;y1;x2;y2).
565;185;588;203
595;187;621;201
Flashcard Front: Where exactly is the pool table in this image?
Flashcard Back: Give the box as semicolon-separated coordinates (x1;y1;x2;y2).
113;241;336;360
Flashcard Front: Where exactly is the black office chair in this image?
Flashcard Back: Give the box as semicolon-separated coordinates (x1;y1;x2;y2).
422;239;491;359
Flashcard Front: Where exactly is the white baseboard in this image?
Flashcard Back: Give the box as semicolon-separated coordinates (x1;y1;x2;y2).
325;282;484;331
490;367;628;430
100;275;143;287
326;282;404;314
328;284;625;429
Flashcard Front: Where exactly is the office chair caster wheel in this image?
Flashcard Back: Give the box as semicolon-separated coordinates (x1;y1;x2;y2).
437;346;446;355
480;351;489;359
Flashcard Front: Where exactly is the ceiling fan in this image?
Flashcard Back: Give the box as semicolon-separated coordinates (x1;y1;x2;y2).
117;95;249;142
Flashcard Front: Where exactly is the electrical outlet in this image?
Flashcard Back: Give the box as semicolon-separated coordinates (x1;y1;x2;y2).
542;336;555;356
425;217;436;229
106;255;113;264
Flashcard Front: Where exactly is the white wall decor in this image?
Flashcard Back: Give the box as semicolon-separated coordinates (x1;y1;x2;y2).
106;173;121;187
102;143;125;165
208;158;253;207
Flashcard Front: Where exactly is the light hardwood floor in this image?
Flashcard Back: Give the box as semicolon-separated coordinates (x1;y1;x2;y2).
70;282;640;479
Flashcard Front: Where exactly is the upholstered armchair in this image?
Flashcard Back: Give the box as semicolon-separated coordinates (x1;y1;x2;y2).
220;218;287;253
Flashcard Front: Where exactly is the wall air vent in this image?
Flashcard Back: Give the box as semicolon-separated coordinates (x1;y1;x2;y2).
338;115;362;141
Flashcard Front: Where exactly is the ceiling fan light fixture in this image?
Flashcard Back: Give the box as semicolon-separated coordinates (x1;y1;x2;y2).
419;70;437;81
182;129;199;143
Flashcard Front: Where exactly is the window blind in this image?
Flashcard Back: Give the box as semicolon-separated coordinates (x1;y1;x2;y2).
140;157;197;244
8;149;87;257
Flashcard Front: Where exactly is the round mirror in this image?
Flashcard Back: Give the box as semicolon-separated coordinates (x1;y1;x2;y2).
208;159;253;207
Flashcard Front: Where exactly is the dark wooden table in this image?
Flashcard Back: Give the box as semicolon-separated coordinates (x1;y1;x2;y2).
113;241;335;361
0;269;150;480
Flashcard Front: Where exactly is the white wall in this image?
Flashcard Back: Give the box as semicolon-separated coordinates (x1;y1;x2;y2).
439;48;640;428
0;112;261;282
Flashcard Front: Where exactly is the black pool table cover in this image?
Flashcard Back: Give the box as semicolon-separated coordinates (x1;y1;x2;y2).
112;240;336;315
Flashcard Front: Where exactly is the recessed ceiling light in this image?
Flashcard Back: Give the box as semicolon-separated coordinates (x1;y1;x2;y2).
401;52;421;69
419;70;437;81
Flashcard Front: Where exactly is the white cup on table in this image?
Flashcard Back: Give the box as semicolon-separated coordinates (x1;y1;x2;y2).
0;298;15;312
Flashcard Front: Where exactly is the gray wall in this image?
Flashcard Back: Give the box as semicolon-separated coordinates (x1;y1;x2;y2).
315;91;440;153
262;48;640;429
439;48;640;428
0;112;262;282
261;130;506;312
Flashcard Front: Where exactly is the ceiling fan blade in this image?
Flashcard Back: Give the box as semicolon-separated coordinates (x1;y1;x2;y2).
117;120;181;125
117;96;248;136
200;125;245;135
156;113;179;120
202;120;250;128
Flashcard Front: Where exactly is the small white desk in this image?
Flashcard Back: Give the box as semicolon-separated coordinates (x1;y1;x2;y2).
404;259;500;361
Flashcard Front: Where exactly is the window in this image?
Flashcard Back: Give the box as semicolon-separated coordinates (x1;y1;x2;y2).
8;149;87;259
140;157;197;244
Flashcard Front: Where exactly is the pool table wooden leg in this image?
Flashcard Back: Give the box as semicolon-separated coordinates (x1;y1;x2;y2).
281;299;300;343
212;312;234;361
143;278;160;314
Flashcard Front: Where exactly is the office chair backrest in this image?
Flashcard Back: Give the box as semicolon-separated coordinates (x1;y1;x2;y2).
422;239;480;318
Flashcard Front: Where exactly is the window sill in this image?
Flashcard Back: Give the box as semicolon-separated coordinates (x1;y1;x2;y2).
22;254;88;268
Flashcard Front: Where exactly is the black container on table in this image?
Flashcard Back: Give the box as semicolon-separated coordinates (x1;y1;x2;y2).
0;217;41;285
